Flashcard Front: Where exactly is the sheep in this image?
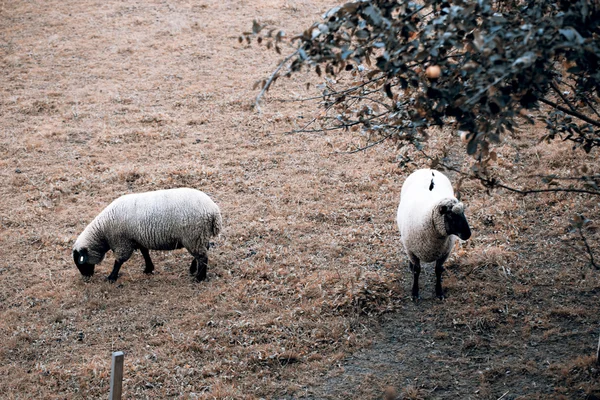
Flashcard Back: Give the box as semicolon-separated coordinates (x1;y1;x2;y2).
396;169;471;300
72;187;222;283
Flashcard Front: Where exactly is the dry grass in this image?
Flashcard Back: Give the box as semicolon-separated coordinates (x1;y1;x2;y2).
1;0;600;399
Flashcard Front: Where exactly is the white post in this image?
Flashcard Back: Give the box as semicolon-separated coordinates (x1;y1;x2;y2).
109;351;124;400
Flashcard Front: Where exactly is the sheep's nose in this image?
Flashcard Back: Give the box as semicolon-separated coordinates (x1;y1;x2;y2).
77;264;95;277
459;228;472;240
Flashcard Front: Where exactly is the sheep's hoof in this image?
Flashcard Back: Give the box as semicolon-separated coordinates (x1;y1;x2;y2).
436;294;446;301
106;275;118;283
411;295;420;303
143;269;154;275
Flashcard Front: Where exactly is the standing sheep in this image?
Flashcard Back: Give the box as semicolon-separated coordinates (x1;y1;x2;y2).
72;188;222;283
397;169;471;300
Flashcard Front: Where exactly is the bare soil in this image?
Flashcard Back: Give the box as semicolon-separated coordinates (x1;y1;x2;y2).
1;0;599;399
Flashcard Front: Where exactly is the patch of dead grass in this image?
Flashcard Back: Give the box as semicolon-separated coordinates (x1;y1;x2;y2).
1;0;599;399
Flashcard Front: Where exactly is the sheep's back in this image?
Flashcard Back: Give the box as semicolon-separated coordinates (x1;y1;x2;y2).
400;169;454;200
398;169;454;228
105;188;220;250
397;169;456;261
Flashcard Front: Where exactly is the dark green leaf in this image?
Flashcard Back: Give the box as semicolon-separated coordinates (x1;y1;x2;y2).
384;83;393;99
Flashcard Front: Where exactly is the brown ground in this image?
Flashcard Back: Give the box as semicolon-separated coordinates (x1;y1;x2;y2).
1;0;599;399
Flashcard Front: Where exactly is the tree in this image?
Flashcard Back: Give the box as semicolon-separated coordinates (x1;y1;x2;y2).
246;0;599;185
244;0;600;267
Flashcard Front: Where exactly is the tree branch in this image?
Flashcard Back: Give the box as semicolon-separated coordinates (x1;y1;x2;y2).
486;181;600;196
337;132;407;154
321;76;386;99
550;81;577;113
464;71;511;106
275;75;386;103
558;79;600;119
289;109;394;134
577;224;599;270
344;95;393;110
581;96;600;119
417;149;600;197
539;97;600;128
255;49;299;113
529;174;600;181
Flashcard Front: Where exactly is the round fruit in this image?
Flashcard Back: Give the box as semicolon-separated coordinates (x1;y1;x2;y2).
425;65;441;79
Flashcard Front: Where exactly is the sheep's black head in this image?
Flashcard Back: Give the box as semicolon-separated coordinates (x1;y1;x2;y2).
440;200;471;240
73;248;95;277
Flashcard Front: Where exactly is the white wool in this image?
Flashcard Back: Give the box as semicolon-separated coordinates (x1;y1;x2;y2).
397;169;457;263
73;188;222;264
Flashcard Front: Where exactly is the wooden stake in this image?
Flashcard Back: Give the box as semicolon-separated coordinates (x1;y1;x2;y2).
597;333;600;365
109;351;124;400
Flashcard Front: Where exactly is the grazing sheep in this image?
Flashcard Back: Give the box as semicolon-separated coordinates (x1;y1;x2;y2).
73;188;222;283
397;169;471;300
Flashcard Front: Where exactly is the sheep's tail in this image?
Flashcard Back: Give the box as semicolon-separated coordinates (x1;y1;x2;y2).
211;211;223;237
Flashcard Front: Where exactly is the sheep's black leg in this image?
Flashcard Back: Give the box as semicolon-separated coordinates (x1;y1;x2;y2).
140;247;154;274
409;257;421;301
189;259;198;275
435;259;445;300
195;254;208;282
106;259;125;283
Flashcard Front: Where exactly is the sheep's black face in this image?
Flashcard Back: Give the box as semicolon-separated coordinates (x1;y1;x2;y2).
73;249;95;277
76;262;95;277
451;213;471;240
440;204;472;240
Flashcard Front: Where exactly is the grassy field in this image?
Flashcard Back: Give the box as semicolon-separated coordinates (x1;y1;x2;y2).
1;0;599;399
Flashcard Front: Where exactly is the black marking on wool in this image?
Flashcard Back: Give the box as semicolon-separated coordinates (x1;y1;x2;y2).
429;171;435;191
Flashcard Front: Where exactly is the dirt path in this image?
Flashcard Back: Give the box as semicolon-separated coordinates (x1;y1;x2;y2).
296;293;564;399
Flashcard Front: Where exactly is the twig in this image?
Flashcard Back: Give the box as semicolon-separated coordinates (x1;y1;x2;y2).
581;95;600;119
273;74;385;103
464;71;511;106
343;95;393;110
440;52;466;60
559;79;600;119
490;182;600;197
497;391;509;400
550;81;577;113
290;97;340;134
405;4;426;20
577;225;599;270
288;86;408;135
528;174;600;181
482;175;600;196
289;109;393;134
255;49;299;113
539;97;600;128
339;133;396;154
417;149;600;196
278;75;398;111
